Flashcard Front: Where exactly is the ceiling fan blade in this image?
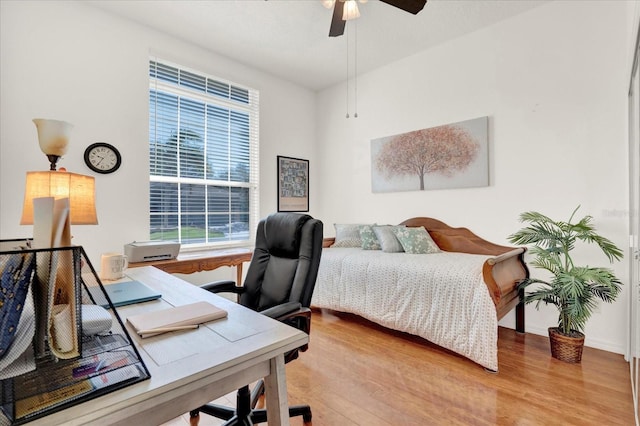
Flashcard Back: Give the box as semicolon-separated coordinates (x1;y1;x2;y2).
379;0;427;15
329;1;346;37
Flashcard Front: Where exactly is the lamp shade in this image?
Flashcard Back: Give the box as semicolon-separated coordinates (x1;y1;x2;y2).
32;119;73;157
21;170;98;225
343;0;360;20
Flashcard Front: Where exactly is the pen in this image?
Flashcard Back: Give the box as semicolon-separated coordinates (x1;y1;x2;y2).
94;359;106;372
72;354;130;378
136;324;199;335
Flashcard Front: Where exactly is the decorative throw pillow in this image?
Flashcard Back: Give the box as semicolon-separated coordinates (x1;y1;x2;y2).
332;223;367;248
359;225;381;250
373;225;405;253
392;226;441;254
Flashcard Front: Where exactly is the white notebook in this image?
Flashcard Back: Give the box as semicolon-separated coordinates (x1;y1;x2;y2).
126;301;228;338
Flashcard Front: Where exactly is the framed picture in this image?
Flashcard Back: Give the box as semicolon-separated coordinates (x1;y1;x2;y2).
371;116;489;193
277;156;309;212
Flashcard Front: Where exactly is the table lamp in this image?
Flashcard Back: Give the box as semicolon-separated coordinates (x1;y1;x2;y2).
20;119;98;247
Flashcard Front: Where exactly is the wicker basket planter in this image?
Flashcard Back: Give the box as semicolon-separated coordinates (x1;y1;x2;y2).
548;327;585;363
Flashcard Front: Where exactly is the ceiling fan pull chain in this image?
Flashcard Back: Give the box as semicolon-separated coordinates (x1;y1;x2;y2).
354;19;358;119
346;23;350;118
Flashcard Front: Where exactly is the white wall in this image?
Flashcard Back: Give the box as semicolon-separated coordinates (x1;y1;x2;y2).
0;1;317;284
0;0;634;355
316;1;633;354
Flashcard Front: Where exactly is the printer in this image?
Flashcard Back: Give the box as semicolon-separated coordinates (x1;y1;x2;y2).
124;241;181;263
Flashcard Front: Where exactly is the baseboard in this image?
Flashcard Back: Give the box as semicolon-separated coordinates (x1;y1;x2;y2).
522;324;626;355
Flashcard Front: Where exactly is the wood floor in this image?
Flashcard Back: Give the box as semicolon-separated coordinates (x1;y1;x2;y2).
166;308;635;426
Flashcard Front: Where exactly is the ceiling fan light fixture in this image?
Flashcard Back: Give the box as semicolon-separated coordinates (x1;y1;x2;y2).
321;0;336;9
343;0;360;21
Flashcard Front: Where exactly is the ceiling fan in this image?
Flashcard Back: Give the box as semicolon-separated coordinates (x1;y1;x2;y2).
323;0;427;37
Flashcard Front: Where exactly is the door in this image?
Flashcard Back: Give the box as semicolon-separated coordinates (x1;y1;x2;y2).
628;28;640;426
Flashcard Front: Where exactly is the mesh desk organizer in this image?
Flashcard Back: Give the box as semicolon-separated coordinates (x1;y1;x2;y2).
0;240;150;425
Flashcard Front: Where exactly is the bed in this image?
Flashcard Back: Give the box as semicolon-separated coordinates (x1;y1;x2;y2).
310;217;529;371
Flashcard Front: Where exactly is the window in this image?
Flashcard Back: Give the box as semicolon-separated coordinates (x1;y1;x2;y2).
149;60;259;247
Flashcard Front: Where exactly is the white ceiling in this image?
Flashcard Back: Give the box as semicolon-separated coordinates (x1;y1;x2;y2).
86;0;549;91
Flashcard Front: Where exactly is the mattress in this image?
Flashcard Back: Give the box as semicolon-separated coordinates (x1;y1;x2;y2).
311;247;499;370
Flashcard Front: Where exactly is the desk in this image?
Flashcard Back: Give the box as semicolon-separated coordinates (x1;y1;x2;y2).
128;248;252;284
31;267;306;425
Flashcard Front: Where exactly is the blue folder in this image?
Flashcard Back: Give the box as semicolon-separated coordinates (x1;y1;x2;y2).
88;280;161;308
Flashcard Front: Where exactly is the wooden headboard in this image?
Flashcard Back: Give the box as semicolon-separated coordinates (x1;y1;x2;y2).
323;217;515;256
398;217;515;256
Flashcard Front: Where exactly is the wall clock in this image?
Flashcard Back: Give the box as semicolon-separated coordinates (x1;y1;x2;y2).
84;142;122;174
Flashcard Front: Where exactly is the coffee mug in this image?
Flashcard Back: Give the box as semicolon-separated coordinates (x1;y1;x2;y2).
100;253;128;280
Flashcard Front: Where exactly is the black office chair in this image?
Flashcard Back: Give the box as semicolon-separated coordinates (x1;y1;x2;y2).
189;212;323;426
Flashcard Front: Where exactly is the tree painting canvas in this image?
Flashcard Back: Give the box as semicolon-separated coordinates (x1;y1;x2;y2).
371;117;488;193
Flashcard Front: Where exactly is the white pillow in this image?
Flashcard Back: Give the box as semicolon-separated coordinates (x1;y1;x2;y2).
332;223;368;248
373;225;405;253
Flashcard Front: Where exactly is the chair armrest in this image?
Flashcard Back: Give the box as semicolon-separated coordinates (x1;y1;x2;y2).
200;280;245;295
261;303;312;355
276;306;311;326
260;302;302;320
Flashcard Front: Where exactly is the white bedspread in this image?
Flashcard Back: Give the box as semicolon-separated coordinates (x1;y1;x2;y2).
311;248;499;370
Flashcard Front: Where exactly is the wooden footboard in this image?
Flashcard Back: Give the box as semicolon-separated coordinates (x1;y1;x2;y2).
484;249;527;322
324;217;529;332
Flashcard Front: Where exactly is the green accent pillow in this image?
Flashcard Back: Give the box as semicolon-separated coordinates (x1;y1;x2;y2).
392;226;441;254
359;225;381;250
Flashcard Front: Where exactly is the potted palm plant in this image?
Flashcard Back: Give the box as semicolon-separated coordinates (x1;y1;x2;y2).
508;206;623;363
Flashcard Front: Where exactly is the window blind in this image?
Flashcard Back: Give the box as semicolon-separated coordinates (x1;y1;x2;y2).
149;59;259;247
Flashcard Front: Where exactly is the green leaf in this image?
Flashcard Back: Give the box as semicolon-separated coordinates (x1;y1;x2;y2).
508;206;624;334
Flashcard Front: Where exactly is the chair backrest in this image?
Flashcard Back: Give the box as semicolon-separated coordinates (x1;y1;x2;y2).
240;212;323;312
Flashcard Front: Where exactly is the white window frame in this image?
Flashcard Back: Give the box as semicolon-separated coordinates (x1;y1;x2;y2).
149;59;259;249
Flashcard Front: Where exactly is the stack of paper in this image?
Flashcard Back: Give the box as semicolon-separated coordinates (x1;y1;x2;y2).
127;301;227;338
31;197;79;360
